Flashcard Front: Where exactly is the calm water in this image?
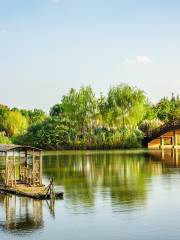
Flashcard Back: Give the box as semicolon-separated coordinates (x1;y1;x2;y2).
0;149;180;240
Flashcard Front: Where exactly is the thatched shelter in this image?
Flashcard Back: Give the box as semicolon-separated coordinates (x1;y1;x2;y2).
0;144;42;187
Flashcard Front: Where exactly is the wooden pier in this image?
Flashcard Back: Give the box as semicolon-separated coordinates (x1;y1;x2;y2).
0;144;63;199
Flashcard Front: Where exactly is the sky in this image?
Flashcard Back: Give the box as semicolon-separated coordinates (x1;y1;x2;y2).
0;0;180;111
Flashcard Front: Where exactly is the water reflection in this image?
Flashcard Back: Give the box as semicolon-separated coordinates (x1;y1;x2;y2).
0;194;44;233
43;151;163;209
0;193;56;235
148;149;180;168
0;150;180;237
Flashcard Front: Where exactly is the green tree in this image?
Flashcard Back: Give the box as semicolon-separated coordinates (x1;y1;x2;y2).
14;85;180;150
155;94;180;122
50;104;64;117
3;111;28;137
143;102;157;120
16;117;76;149
52;87;98;138
0;104;10;133
0;134;12;144
21;109;46;125
107;84;146;138
155;97;172;122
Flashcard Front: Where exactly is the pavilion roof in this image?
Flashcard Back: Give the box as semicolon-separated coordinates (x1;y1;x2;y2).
0;144;41;152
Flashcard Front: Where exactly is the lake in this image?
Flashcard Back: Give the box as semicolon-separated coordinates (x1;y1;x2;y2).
0;149;180;240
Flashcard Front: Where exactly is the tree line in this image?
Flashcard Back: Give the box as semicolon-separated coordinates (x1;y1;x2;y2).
0;84;179;149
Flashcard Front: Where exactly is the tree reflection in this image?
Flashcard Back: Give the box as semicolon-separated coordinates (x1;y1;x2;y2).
43;151;163;209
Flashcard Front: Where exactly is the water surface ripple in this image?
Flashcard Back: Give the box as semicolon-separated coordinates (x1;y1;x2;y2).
0;149;180;240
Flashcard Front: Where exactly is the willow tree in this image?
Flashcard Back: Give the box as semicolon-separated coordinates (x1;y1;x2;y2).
107;84;146;139
54;87;98;140
3;111;28;137
0;104;9;133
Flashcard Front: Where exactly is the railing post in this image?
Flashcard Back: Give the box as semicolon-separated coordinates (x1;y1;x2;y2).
160;136;164;149
13;151;16;186
32;149;35;186
174;130;177;148
5;152;8;186
40;151;42;186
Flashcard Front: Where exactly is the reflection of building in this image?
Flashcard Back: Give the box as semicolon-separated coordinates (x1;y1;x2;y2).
148;149;180;167
0;195;44;232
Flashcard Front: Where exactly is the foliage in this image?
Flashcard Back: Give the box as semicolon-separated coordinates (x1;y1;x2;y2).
0;105;46;141
143;102;157;120
0;84;179;150
50;87;98;140
106;84;146;130
16;84;147;149
0;134;12;144
0;104;10;132
20;108;47;125
154;94;180;122
3;111;28;137
139;119;164;136
15;117;76;149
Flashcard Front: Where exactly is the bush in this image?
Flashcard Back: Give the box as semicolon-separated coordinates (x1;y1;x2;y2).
139;119;163;136
0;135;12;144
123;129;144;148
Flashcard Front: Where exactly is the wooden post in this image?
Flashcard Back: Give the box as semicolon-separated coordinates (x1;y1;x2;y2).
13;151;16;186
173;130;177;148
160;136;164;149
25;150;28;184
19;151;21;181
5;152;8;186
32;150;35;171
32;149;35;186
40;151;42;186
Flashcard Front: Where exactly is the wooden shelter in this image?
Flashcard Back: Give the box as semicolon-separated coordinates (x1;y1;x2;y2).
0;144;42;187
0;144;63;199
145;120;180;149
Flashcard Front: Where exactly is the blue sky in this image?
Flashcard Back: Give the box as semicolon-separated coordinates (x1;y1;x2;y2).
0;0;180;111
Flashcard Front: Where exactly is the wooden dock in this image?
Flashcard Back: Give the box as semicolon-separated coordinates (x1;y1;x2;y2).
0;183;64;199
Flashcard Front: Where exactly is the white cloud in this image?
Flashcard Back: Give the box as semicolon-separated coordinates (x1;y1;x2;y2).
124;55;152;64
